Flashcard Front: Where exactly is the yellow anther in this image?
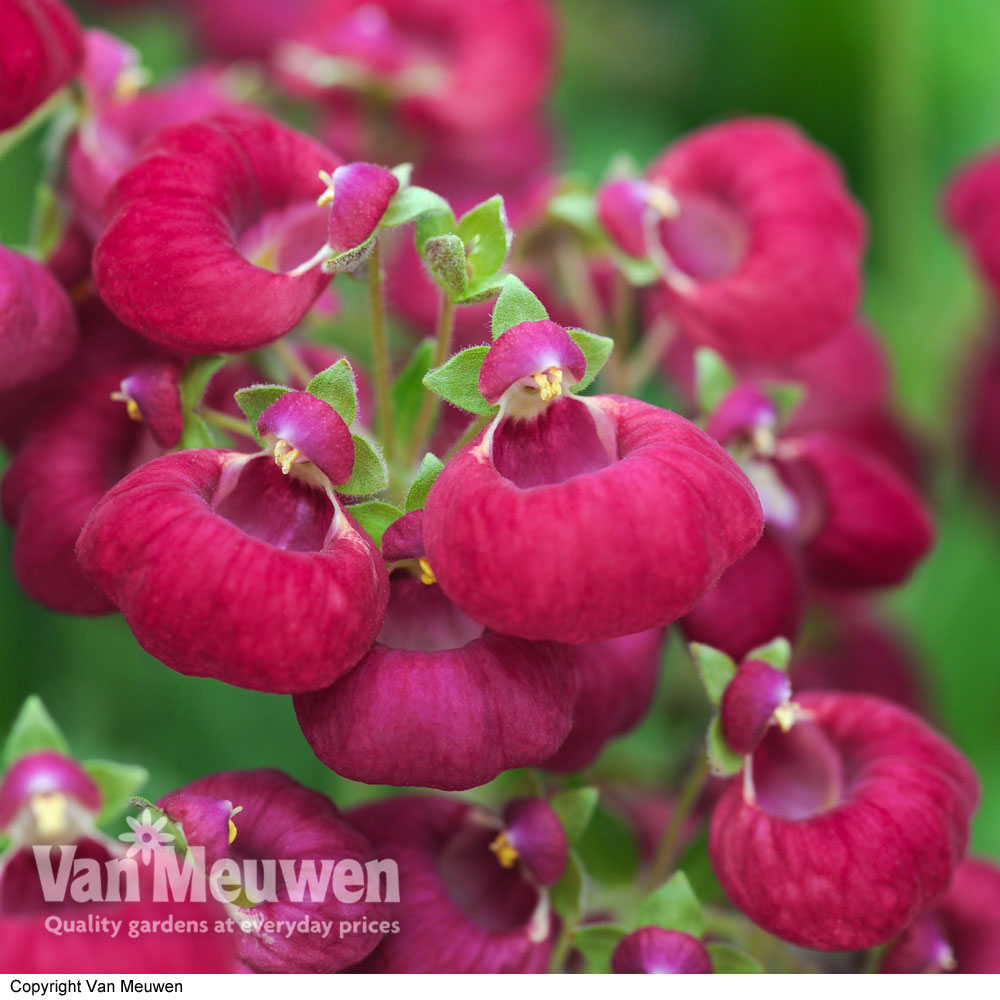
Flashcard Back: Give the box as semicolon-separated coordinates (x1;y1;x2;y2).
773;702;799;733
113;66;151;100
317;169;336;207
111;391;143;423
418;557;436;586
646;183;679;218
30;792;68;839
751;424;777;458
228;806;244;845
531;367;564;402
273;439;301;475
489;831;519;869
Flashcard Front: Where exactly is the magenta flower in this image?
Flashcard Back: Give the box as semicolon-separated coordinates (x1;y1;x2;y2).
602;118;865;361
945;147;1000;295
0;752;236;973
76;446;389;693
0;0;83;131
423;320;763;643
611;928;713;974
709;692;979;951
276;0;556;136
963;328;1000;504
159;770;387;973
93;113;341;353
680;526;804;661
347;796;557;973
67;67;250;240
541;628;665;772
323;161;400;257
719;659;795;756
881;858;1000;973
294;511;576;790
0;246;78;394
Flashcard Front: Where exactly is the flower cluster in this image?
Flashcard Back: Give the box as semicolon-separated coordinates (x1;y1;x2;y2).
1;0;998;977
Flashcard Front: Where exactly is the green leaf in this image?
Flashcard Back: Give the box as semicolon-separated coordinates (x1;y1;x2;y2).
613;251;660;286
235;384;290;443
636;871;706;938
707;715;744;777
576;804;639;886
491;274;549;339
423;346;496;415
392;340;435;447
457;195;511;282
423;234;468;299
457;272;507;305
689;642;737;705
83;760;149;825
179;355;227;412
549;848;584;924
568;329;614;393
706;943;765;973
346;500;402;548
31;180;66;258
338;433;388;496
323;236;375;274
405;453;444;512
550;787;599;843
2;697;70;769
390;162;413;187
694;347;738;415
177;412;218;450
572;925;627;974
547;190;599;236
415;207;457;254
306;359;357;425
380;184;451;229
745;637;792;671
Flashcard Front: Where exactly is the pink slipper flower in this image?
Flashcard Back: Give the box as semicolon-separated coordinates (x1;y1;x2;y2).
275;0;556;137
0;246;78;394
347;796;558;973
93;113;341;353
541;628;666;772
611;928;713;974
422;320;763;643
0;0;83;131
600;118;865;361
881;858;1000;973
76;438;388;693
945;147;1000;295
294;510;576;790
709;691;979;951
0;752;236;973
159;770;387;973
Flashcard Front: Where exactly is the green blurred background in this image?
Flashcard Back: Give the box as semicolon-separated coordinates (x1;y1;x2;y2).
3;0;1000;855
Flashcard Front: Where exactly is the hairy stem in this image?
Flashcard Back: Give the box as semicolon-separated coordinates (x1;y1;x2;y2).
406;294;456;467
368;241;394;460
270;339;314;389
198;408;255;438
605;271;635;394
646;753;709;889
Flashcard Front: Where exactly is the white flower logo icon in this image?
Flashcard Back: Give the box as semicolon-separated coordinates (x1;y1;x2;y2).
119;808;175;862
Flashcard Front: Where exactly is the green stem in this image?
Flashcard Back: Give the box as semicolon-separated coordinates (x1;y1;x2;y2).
646;754;709;889
406;294;456;467
605;271;635;394
368;242;394;460
199;408;255;438
624;315;675;394
270;339;314;389
547;917;577;974
553;240;606;335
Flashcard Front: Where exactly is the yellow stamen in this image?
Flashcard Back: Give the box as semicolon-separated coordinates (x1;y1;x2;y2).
773;702;799;733
531;367;564;402
30;792;68;839
751;425;777;458
113;66;151;100
418;557;436;586
317;169;336;207
646;183;679;218
111;391;143;423
228;806;244;845
489;831;519;869
273;439;301;475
